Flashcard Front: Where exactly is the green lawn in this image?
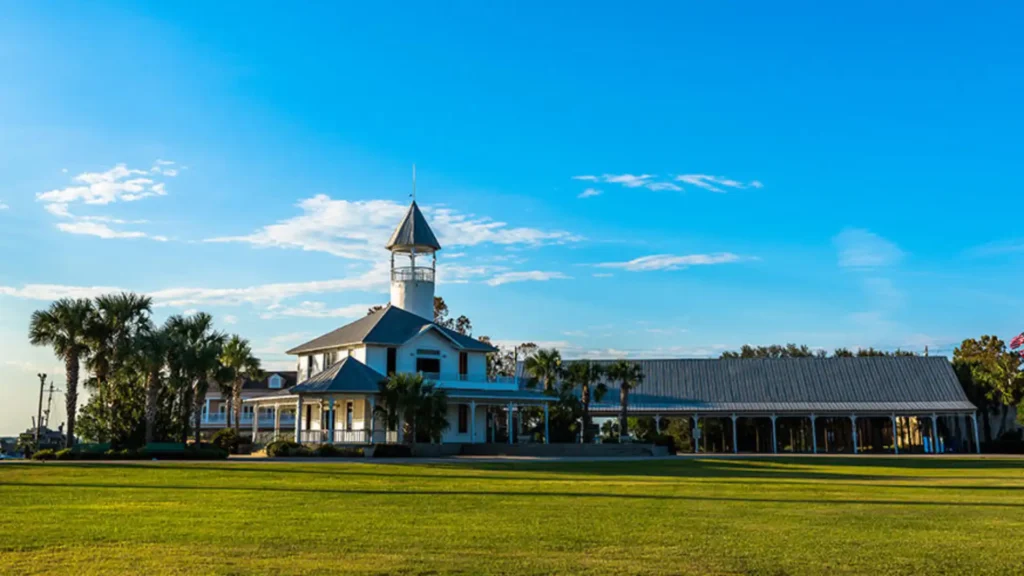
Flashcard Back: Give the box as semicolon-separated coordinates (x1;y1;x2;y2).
1;457;1023;575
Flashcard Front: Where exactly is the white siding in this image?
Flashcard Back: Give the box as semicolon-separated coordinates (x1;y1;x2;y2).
441;403;489;443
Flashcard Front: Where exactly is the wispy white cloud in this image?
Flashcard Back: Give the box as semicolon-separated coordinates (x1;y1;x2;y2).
834;228;903;268
573;173;758;194
0;261;391;308
254;332;317;355
577;188;602;199
675;174;762;193
0;201;8;211
37;162;175;241
596;253;743;272
207;196;580;260
223;315;238;325
485;271;571;286
55;221;166;241
592;272;614;278
259;301;374;319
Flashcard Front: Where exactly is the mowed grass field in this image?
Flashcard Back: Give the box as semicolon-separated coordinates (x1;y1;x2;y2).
1;457;1023;575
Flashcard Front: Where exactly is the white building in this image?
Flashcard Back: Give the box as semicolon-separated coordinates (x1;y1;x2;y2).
245;201;552;445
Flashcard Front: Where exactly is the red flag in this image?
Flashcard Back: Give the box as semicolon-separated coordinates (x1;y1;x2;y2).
1011;332;1024;350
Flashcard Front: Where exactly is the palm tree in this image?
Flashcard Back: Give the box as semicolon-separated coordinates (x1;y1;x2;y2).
28;298;94;448
163;312;225;446
565;361;606;443
523;348;563;392
374;372;448;444
135;324;169;444
86;292;153;439
220;335;263;432
606;360;644;440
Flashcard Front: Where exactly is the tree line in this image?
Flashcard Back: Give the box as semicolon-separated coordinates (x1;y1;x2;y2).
29;292;261;449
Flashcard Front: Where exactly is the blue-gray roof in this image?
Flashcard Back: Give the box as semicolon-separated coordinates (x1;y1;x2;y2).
386;201;441;252
520;357;976;415
291;357;384;394
287;305;496;354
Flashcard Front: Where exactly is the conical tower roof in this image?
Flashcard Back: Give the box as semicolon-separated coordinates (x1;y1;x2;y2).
385;201;441;252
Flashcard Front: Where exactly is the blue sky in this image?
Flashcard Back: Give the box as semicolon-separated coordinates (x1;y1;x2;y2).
2;2;1024;434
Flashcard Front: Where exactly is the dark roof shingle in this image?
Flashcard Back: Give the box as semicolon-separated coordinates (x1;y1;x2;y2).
286;305;496;354
385;201;441;252
520;357;975;414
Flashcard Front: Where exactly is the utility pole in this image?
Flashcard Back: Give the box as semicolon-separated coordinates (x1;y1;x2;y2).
35;373;46;445
42;381;60;429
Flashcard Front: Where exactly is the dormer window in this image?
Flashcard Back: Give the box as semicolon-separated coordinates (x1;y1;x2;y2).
268;374;283;389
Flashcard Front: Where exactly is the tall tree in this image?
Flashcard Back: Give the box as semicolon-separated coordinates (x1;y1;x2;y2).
135;324;169;445
606;360;644;439
164;312;226;445
28;298;94;448
953;335;1024;441
86;292;153;440
220;335;263;432
374;372;448;444
523;348;563;392
565;361;606;443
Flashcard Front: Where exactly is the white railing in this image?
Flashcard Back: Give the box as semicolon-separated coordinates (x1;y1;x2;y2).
202;413;295;426
391;266;434;283
420;373;517;386
294;429;398;444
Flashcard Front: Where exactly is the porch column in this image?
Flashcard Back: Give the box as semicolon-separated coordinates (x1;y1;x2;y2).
770;415;778;454
655;415;661;434
810;414;818;454
543;403;550;444
730;414;738;454
251;404;259;443
294;395;303;443
693;415;700;453
328;397;336;443
367;396;376;444
891;414;900;455
850;414;859;454
470;400;477;444
970;412;981;454
204;398;211;423
273;405;281;441
930;413;939;454
507;402;514;445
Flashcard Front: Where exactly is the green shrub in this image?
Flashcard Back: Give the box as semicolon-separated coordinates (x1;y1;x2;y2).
211;428;240;453
55;448;75;461
371;444;413;458
32;449;56;461
266;440;301;457
651;433;679;455
313;444;363;458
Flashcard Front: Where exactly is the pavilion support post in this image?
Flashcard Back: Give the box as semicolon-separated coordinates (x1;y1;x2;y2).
891;414;900;455
730;414;738;454
810;414;817;454
850;415;859;454
693;415;700;454
273;405;281;441
655;415;661;435
294;395;303;443
507;402;514;445
930;413;938;454
770;415;778;454
470;401;477;444
543;403;550;444
970;412;981;454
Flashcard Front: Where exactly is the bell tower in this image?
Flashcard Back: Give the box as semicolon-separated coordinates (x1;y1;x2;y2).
386;201;440;320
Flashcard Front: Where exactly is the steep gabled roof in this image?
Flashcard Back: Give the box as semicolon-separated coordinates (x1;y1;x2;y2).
519;357;975;414
242;371;297;390
291;356;384;394
286;304;496;354
385;201;441;252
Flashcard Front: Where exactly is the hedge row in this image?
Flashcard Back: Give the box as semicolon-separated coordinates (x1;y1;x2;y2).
264;441;413;458
32;445;229;461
